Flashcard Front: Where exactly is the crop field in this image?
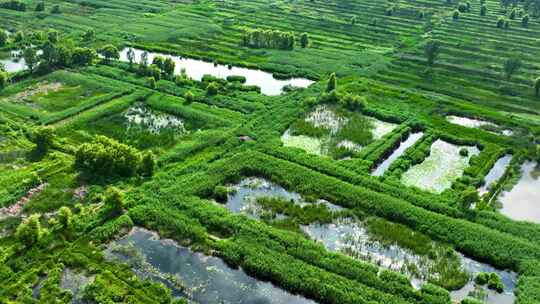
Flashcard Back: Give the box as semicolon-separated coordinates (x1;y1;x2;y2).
1;0;540;303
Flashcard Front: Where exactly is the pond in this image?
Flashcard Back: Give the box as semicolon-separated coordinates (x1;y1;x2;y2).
223;177;342;219
499;161;540;223
302;217;517;303
106;227;317;304
446;115;513;136
0;49;43;73
124;103;187;135
220;177;517;303
119;48;313;95
281;105;398;157
371;132;424;177
478;155;512;196
450;256;517;304
401;140;480;194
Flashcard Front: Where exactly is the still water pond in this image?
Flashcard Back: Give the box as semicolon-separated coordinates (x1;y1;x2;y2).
372;132;424;177
107;227;316;304
499;161;540;223
223;177;517;303
119;48;313;95
478;155;512;195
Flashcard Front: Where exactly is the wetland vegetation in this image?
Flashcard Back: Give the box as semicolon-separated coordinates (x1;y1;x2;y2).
1;0;540;303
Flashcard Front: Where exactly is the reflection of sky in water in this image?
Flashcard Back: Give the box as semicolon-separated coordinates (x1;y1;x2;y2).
301;217;516;304
372;132;424;177
450;255;517;304
119;48;313;95
499;161;540;223
109;228;316;304
224;177;342;219
478;155;512;195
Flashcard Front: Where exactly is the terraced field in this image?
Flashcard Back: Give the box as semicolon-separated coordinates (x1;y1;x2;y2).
1;0;540;303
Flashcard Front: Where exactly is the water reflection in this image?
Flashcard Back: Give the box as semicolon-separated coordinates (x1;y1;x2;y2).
107;227;317;304
372;132;424;177
119;48;313;95
499;161;540;223
478;155;512;195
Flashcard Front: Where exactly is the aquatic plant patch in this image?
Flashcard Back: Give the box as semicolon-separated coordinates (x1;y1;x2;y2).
401;140;480;194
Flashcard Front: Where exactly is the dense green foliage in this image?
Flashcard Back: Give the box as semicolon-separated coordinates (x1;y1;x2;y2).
2;0;540;303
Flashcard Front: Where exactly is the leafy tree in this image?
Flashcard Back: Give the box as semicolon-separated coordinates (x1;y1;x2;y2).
148;76;156;89
47;30;59;43
326;72;337;92
0;30;7;46
184;91;194;104
497;16;506;28
104;187;124;216
14;31;24;43
82;29;95;41
339;94;367;111
126;48;135;67
522;14;530;26
509;8;517;19
16;214;43;247
242;28;295;50
57;206;73;230
460;187;479;210
458;3;468;13
163;57;176;77
40;41;59;68
503;57;522;80
23;47;38;72
72;47;96;66
140;152;156;177
300;32;309;48
453;10;460;20
350;16;357;25
424;39;441;65
35;1;44;11
480;5;487;16
534;77;540;96
0;71;8;90
31;126;54;155
51;4;60;14
75;135;142;177
206;82;219;96
152;56;165;70
98;45;119;63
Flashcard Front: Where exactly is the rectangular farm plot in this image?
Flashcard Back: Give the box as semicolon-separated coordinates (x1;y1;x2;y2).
401;139;480;194
0;71;123;123
59;92;236;150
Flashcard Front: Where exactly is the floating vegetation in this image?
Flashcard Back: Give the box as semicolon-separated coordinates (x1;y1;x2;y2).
124;103;187;135
223;177;342;221
60;268;95;304
106;227;317;304
401;140;480;193
282;105;397;157
281;129;323;155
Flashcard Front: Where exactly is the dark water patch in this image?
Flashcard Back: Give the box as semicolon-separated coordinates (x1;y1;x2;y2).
371;132;424;177
106;227;317;304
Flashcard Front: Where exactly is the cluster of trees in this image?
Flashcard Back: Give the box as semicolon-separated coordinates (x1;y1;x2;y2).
0;0;26;11
314;73;367;111
75;135;155;178
242;29;296;50
2;29;98;74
